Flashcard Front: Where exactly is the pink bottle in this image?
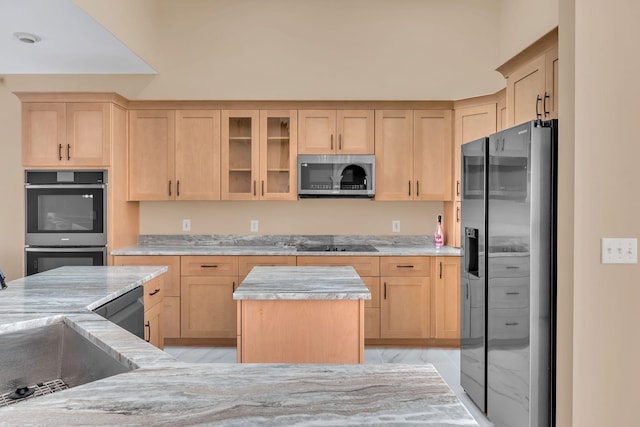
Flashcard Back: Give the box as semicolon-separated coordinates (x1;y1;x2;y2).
434;215;444;248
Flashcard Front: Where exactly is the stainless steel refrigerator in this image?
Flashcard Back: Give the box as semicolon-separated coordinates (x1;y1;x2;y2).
460;119;557;426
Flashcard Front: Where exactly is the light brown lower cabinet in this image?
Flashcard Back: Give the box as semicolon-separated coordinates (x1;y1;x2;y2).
380;256;432;339
144;300;164;349
180;275;237;338
115;253;460;345
142;275;165;349
433;257;461;339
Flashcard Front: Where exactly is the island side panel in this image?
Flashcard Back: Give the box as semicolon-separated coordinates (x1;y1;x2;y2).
239;299;363;363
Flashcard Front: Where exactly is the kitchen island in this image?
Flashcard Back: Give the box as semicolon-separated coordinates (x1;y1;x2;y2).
0;266;478;426
234;266;370;363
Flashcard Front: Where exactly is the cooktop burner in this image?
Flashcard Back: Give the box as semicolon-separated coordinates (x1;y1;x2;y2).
296;244;378;252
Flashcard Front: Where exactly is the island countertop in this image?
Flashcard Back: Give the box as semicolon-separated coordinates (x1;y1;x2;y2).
233;266;372;300
0;266;478;426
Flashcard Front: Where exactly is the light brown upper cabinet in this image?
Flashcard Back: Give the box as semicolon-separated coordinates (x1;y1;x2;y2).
22;102;110;167
128;110;221;201
453;103;497;202
498;28;558;126
375;110;452;201
298;110;374;155
221;110;297;200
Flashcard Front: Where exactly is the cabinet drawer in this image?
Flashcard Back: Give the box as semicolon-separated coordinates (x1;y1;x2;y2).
380;256;431;277
238;256;297;281
296;256;379;277
143;276;164;309
181;256;239;276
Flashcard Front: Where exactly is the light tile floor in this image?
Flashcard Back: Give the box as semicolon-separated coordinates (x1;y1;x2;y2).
164;346;494;426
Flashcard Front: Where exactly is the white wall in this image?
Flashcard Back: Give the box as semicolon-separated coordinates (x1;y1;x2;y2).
497;0;559;64
569;0;640;425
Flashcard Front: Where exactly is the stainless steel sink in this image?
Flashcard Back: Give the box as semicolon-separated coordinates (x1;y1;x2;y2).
0;321;133;404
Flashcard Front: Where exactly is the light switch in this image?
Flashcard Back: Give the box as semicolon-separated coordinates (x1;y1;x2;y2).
392;220;400;233
250;220;259;232
182;219;191;232
601;238;637;264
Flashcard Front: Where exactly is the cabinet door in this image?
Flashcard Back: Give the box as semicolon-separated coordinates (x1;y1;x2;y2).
175;110;221;200
144;301;164;349
337;110;375;154
259;110;297;200
443;201;461;248
65;103;110;166
128;110;175;200
413;110;452;201
221;110;260;200
453;103;497;202
374;110;414;200
181;276;237;338
297;110;336;154
507;55;546;126
22;103;66;167
380;276;431;338
433;257;460;339
545;46;559;120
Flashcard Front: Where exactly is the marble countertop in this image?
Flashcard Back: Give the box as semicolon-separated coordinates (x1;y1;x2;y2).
0;266;477;426
111;235;462;257
233;266;371;300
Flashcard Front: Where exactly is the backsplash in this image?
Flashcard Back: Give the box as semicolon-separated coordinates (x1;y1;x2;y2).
138;234;439;248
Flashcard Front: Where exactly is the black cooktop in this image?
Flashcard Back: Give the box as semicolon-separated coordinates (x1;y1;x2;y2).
296;244;378;252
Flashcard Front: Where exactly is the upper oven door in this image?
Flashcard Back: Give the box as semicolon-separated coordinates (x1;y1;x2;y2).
25;183;107;246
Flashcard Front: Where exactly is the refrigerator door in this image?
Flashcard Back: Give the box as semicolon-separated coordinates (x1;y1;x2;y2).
486;120;554;427
460;137;487;412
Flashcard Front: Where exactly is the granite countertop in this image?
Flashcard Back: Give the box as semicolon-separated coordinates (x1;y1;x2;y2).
0;266;477;426
111;234;462;257
233;266;371;300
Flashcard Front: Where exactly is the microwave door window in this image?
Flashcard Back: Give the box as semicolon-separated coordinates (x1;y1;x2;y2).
302;164;335;190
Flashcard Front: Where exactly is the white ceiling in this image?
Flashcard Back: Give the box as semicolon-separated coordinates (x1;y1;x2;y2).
0;0;156;74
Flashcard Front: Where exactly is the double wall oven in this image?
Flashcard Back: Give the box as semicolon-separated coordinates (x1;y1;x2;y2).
25;170;107;276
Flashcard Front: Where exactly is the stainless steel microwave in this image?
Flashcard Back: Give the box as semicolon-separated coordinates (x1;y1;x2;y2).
297;154;375;198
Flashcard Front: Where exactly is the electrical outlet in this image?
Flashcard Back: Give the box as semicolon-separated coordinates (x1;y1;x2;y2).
601;238;637;264
182;219;191;232
392;220;400;233
250;220;259;232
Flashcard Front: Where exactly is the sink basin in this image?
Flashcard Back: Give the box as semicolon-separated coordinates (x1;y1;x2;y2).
0;321;134;404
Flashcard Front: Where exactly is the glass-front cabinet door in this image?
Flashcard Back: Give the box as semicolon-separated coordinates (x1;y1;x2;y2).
222;110;259;200
259;110;297;200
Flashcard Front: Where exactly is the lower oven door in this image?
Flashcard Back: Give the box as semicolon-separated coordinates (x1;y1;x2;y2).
25;247;107;276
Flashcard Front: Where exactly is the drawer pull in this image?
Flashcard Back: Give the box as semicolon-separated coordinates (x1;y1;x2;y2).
397;265;414;268
200;265;218;268
505;322;519;326
149;288;160;296
505;266;520;269
506;291;520;295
